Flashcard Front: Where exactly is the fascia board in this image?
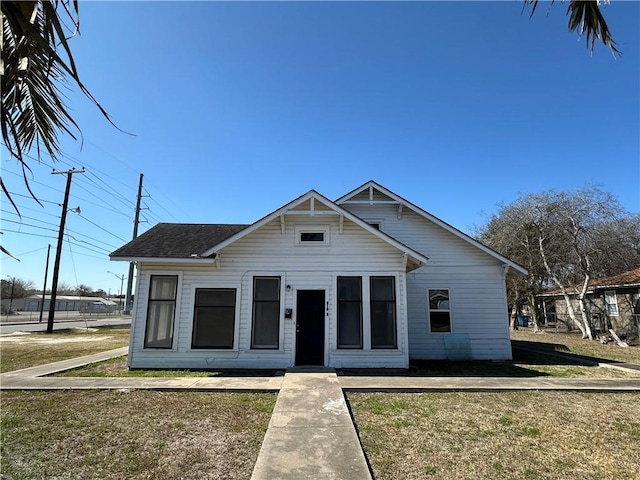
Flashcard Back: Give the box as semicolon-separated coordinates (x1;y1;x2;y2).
337;180;527;276
109;256;216;264
200;189;429;267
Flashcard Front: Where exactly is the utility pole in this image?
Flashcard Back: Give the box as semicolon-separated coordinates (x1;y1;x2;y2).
124;173;144;314
47;168;85;333
107;271;126;313
39;244;51;323
7;276;15;314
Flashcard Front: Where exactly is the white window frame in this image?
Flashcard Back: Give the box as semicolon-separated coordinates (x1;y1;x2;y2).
187;283;241;351
604;290;619;317
428;288;452;333
295;225;330;246
333;272;401;351
142;272;182;350
249;274;285;351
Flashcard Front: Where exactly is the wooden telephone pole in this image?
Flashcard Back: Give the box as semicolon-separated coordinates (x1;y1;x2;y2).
124;173;144;314
47;168;85;333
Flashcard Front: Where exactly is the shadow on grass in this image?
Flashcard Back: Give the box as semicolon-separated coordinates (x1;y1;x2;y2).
339;347;593;378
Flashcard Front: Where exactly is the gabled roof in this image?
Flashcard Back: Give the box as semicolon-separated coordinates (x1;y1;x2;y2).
200;189;429;271
110;224;248;262
336;181;528;275
539;267;640;297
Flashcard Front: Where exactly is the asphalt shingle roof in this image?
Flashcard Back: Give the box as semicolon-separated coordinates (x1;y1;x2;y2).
540;267;640;296
110;223;249;259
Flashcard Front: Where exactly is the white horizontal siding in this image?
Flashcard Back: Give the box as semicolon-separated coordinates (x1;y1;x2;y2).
129;216;409;369
343;202;512;360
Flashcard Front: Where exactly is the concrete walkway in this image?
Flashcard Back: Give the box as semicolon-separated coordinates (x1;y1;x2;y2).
0;348;284;391
2;349;640;479
251;369;371;480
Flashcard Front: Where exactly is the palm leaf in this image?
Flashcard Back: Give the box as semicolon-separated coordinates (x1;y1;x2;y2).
1;0;132;215
524;0;619;57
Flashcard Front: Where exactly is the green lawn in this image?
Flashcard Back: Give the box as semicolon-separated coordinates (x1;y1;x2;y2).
349;391;640;480
1;390;276;480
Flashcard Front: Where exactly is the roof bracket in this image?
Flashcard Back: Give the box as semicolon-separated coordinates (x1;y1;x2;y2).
280;215;285;234
310;197;315;216
339;214;344;234
369;186;374;205
397;203;403;220
214;254;221;269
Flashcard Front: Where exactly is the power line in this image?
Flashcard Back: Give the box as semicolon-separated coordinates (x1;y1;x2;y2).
5;192;59;205
143;188;181;222
2;209;120;249
76;213;128;243
71;180;132;217
84;170;135;208
2;229;107;256
1;221;111;253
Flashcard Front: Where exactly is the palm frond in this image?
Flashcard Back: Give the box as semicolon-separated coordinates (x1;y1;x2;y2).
1;0;132;214
567;0;620;57
524;0;619;57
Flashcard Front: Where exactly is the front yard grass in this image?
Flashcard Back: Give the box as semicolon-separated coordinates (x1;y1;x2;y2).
511;329;640;364
54;349;640;379
1;390;276;480
348;391;640;480
54;355;283;378
0;327;130;373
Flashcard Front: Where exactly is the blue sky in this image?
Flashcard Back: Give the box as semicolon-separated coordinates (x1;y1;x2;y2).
2;1;639;295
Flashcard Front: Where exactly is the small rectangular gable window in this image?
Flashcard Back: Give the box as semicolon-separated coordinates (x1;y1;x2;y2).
295;226;330;245
429;289;451;333
301;232;324;242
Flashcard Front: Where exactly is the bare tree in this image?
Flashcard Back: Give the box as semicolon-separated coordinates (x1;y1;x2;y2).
478;186;637;339
0;277;36;299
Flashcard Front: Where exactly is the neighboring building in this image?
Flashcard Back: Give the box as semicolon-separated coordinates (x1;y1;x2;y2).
538;267;640;337
10;295;119;313
110;181;526;369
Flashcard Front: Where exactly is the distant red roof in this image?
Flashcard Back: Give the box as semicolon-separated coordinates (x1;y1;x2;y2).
539;267;640;296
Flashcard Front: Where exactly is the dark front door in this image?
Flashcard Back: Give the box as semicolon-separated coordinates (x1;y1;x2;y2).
295;290;325;366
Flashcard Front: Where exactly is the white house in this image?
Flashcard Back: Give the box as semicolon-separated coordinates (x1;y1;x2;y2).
110;181;526;369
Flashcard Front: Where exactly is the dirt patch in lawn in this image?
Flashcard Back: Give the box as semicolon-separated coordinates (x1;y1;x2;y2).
1;333;114;345
1;390;275;480
349;391;640;480
0;328;130;373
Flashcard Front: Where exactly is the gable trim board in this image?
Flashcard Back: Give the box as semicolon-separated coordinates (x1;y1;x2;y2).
336;181;527;275
111;182;523;369
200;189;429;272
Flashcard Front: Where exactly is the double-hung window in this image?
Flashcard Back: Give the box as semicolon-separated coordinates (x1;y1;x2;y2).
251;277;281;349
192;288;236;349
429;289;451;333
604;290;619;316
370;277;397;348
337;277;363;348
144;275;178;348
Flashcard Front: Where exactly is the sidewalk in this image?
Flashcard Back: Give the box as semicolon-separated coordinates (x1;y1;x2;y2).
2;350;640;480
250;369;371;480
